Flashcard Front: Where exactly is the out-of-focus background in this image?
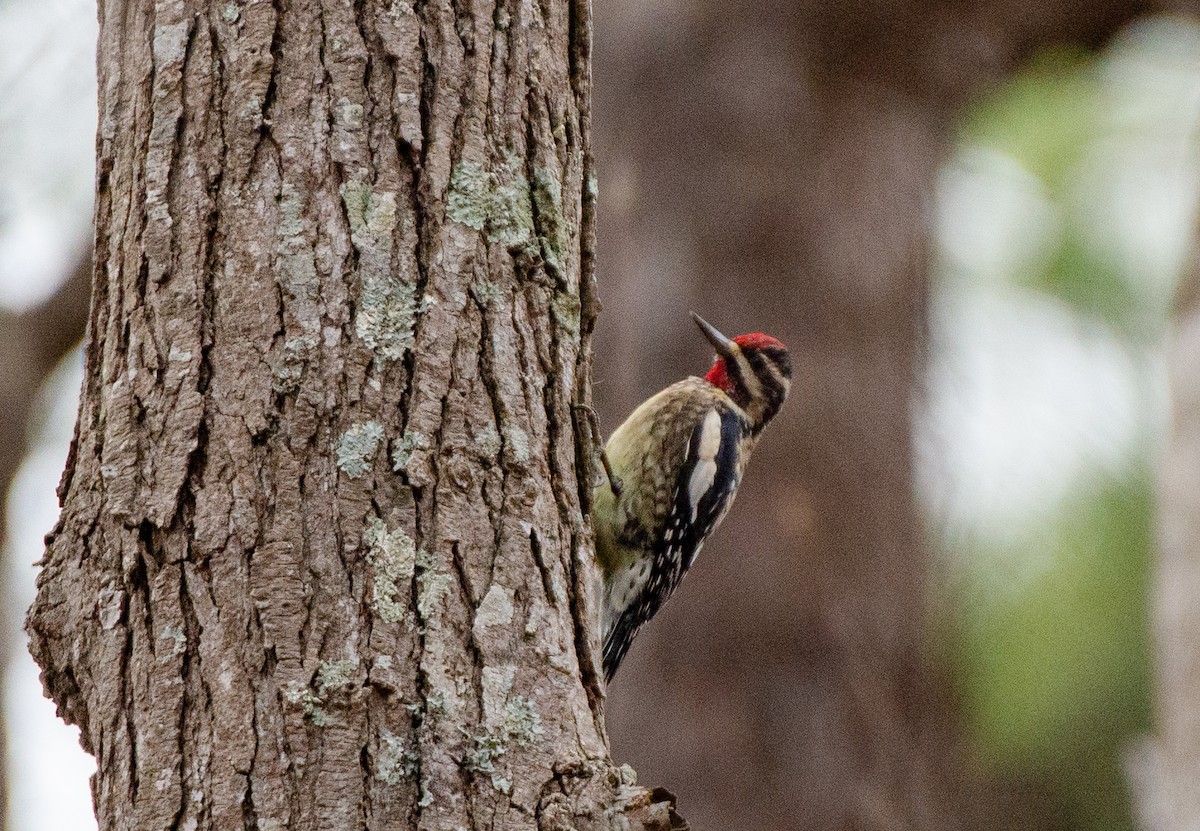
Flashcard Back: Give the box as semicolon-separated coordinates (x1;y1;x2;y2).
2;0;1199;829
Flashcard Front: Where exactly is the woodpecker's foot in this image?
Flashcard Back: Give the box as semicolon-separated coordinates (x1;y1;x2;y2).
599;449;624;499
572;403;624;498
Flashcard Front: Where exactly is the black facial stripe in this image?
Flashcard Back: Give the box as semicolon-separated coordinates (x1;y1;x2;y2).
746;351;789;401
723;353;749;400
761;347;792;378
744;349;789;433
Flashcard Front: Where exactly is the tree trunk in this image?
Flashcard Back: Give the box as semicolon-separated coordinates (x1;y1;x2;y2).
1129;251;1200;831
26;1;678;829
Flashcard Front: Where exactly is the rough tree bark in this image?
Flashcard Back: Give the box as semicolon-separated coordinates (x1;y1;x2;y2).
26;1;679;829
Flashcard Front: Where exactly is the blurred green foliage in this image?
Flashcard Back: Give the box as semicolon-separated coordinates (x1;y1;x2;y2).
933;19;1200;831
964;45;1152;336
963;49;1101;192
952;473;1152;831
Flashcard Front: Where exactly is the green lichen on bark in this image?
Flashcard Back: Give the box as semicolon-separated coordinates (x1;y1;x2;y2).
390;430;430;472
364;518;417;623
446;154;538;254
357;275;417;362
336;421;385;478
461;695;545;793
341;181;398;242
416;549;450;620
272;334;316;393
284;658;361;727
317;658;359;693
531;167;567;272
503;696;544;746
340;181;416;362
375;730;420;784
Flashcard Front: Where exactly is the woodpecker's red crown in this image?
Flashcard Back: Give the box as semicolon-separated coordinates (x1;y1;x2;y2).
729;332;786;352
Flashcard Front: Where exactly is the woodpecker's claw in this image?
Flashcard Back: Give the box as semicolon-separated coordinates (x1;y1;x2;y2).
572;403;624;498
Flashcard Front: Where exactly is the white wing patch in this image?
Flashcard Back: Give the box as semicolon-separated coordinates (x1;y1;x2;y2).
687;409;723;521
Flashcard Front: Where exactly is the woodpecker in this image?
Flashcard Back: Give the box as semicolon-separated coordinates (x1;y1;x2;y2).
593;313;791;681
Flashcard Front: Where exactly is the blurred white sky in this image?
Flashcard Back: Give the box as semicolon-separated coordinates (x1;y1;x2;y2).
0;1;1197;829
3;356;94;831
1;0;100;827
0;0;96;311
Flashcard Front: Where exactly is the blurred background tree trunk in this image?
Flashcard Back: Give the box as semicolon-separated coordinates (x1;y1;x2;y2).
1132;243;1200;830
592;1;1190;829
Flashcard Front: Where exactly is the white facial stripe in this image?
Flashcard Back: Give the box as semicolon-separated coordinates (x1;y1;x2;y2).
762;357;790;397
731;347;762;399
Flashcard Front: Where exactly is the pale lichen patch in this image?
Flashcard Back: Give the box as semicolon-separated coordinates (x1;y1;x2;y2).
503;425;530;463
460;693;544;793
340;181;415;363
364;517;417;623
317;658;359;694
357;275;417;362
503;696;544;746
375;730;420;784
418;782;434;808
285;657;360;727
416;549;451;620
284;682;328;726
446;155;537;254
336;421;385;478
340;182;398;243
532;167;566;271
391;430;430;472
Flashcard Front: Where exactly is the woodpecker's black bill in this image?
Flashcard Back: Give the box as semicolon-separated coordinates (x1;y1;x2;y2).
691;312;735;357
